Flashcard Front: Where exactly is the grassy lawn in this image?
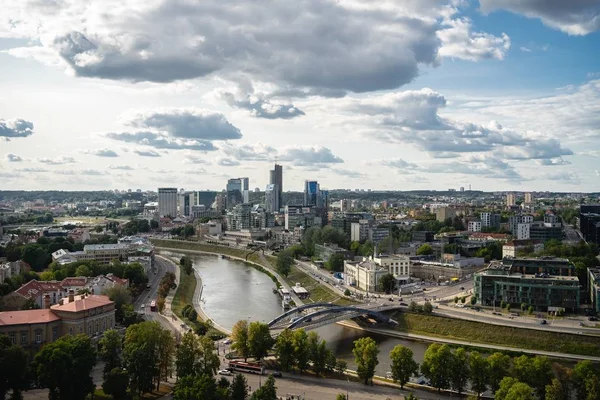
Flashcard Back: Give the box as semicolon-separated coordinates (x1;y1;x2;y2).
151;239;252;259
282;265;358;306
55;216;127;225
92;384;172;399
391;312;600;357
171;262;197;318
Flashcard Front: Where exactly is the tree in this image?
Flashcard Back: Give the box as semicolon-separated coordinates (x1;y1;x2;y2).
423;301;433;313
33;334;96;400
292;329;310;374
21;244;49;271
336;394;347;400
104;285;132;324
232;320;250;361
0;335;29;400
416;244;433;256
546;378;568;400
276;250;294;277
75;264;93;277
180;256;193;276
308;332;329;377
585;374;600;400
229;373;249;400
99;329;123;375
102;368;129;400
353;337;379;385
274;329;295;371
174;374;220;400
512;355;553;399
421;343;453;393
325;253;345;273
496;377;535;400
176;331;220;379
487;352;511;393
469;351;489;398
248;321;274;361
336;359;348;375
450;348;469;395
378;273;396;293
250;375;278;400
389;345;418;389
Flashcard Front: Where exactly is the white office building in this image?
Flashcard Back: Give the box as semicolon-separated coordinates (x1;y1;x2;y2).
158;188;178;217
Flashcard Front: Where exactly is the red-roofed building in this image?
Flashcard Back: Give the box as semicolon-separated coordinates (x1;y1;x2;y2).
1;280;65;310
0;292;115;348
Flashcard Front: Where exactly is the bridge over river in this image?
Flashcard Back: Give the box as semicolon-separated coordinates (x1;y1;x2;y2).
268;302;401;332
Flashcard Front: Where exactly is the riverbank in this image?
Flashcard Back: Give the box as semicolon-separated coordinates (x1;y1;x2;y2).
338;319;600;361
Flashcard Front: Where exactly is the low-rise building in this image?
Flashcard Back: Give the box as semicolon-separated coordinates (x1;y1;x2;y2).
502;240;544;258
373;254;410;284
589;268;600;314
314;243;353;262
468;220;482;232
344;259;388;293
0;260;30;283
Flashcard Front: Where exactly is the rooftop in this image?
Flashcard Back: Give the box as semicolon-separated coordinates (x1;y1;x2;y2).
84;244;128;251
15;280;62;299
0;309;61;326
51;294;113;313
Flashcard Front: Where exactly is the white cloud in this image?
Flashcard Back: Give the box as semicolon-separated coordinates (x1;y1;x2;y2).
479;0;600;35
278;145;344;166
0;118;34;138
520;46;532;52
38;156;76;165
84;148;119;157
108;164;134;170
438;17;511;61
133;149;161;157
5;153;23;162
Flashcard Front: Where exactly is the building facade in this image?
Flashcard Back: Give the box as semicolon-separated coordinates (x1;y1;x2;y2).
481;212;501;229
158;188;178;217
265;184;279;213
269;164;283;209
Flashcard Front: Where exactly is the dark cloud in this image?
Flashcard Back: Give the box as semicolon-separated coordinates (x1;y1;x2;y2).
479;0;600;35
38;156;76;165
133;149;161;157
6;153;23;162
84;148;119;157
0;118;34;138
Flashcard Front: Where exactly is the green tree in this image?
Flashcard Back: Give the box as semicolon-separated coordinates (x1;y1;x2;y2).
99;329;123;375
389;345;418;389
33;334;96;400
416;244;433;256
513;355;553;399
231;320;250;361
0;335;29;400
21;243;50;271
274;329;295;371
276;250;294;277
75;264;93;277
180;256;193;275
546;378;568;400
353;337;379;385
248;321;274;360
102;368;129;400
250;375;277;400
573;360;598;399
496;377;535;400
176;331;220;379
104;285;132;324
230;373;249;400
292;329;310;374
336;394;347;400
450;347;469;395
421;343;453;393
423;301;433;313
174;374;219;400
469;351;489;398
308;332;329;377
336;359;348;375
487;352;511;393
378;273;396;293
585;374;600;400
325;253;345;272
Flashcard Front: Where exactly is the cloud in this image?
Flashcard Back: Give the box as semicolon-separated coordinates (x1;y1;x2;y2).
6;153;23;162
0;0;458;93
80;169;105;176
541;171;581;184
520;46;531;52
0;118;34;138
84;148;119;157
279;145;344;166
479;0;600;35
438;17;511;61
106;108;241;151
133;149;160;157
38;156;76;165
536;158;571;166
216;158;241;167
15;168;47;173
333;88;573;161
182;155;209;164
108;164;134;170
332;168;365;178
217;84;305;119
219;143;276;161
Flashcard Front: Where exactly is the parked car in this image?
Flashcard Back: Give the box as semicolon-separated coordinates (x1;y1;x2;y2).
223;339;232;344
218;370;232;376
271;371;283;378
540;319;547;325
589;317;598;321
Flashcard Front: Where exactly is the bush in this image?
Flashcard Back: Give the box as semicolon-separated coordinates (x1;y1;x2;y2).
470;296;477;305
528;306;534;315
344;289;351;296
188;309;198;322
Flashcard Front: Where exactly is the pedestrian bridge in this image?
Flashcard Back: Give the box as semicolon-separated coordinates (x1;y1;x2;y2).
268;302;400;331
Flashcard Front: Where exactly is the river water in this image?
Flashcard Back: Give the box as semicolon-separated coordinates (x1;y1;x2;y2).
161;251;430;374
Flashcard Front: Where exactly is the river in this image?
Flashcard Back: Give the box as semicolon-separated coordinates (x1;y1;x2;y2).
161;251;431;374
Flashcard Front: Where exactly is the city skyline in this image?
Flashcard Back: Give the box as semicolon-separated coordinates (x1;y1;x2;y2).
0;1;599;192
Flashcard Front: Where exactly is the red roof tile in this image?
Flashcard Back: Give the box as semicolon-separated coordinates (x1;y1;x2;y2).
0;309;61;326
51;294;113;313
14;280;62;299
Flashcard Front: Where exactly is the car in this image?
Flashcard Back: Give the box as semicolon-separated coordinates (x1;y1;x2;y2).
540;319;547;325
388;297;394;302
460;286;465;290
223;339;232;344
146;284;151;289
589;317;598;321
271;371;283;378
492;312;502;316
400;302;408;306
141;304;145;309
218;370;232;376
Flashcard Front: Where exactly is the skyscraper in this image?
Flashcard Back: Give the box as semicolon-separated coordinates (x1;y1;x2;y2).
269;164;283;208
242;177;250;204
265;184;279;213
506;193;516;207
304;180;319;207
226;179;243;209
158;188;178;217
178;191;196;217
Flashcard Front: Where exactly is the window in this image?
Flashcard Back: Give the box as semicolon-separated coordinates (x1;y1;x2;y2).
79;326;83;334
35;331;42;343
21;332;27;345
52;327;58;341
69;327;74;335
9;332;15;344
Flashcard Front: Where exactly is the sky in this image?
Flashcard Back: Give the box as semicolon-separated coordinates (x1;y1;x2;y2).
0;0;599;192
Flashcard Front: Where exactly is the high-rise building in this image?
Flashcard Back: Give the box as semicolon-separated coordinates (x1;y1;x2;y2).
226;179;243;209
481;212;501;229
304;180;320;207
196;191;217;208
178;191;196;217
158;188;178;217
265;184;279;213
242;177;250;204
524;192;534;203
269;164;283;208
506;193;516;207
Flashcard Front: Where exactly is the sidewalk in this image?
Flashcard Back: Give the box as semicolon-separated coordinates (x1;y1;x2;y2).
155;255;188;336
